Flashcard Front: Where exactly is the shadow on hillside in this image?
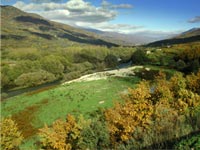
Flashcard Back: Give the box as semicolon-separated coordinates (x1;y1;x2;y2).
58;33;118;47
147;35;200;47
29;31;54;40
1;34;26;40
15;16;51;26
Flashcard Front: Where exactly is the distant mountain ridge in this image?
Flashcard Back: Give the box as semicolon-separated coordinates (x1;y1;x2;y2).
1;5;118;49
146;28;200;47
83;27;177;46
2;5;199;48
178;27;200;38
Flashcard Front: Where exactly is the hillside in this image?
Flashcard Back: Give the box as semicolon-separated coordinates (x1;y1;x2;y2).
1;1;200;150
178;28;200;38
1;5;139;92
147;28;200;47
1;5;118;49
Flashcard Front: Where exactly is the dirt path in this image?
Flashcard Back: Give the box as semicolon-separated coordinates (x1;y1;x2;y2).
62;66;145;85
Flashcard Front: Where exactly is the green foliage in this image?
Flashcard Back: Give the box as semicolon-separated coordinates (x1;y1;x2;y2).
2;71;200;149
190;59;200;73
175;45;200;73
1;76;139;149
6;49;41;61
1;60;42;88
104;54;118;68
1;46;136;90
0;117;24;150
78;119;110;150
1;72;11;89
176;59;187;70
170;72;186;94
14;70;56;87
186;71;200;94
131;49;149;64
174;134;200;150
41;55;64;78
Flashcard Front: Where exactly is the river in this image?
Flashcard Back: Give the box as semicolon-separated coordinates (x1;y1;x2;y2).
1;61;134;100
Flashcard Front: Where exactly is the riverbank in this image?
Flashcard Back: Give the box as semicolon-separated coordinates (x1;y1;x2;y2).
63;65;145;84
2;65;146;99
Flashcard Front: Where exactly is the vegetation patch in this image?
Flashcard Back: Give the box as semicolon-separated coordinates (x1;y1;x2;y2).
11;98;49;138
26;85;58;96
15;16;51;26
174;133;200;149
1;77;140;146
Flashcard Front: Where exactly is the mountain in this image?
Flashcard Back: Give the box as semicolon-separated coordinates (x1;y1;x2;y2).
146;28;200;47
177;27;200;38
83;28;176;46
1;5;118;50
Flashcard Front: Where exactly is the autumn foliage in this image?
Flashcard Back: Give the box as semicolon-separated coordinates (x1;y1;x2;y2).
105;71;200;148
37;71;200;149
39;114;81;150
1;71;199;149
0;117;24;150
105;81;153;144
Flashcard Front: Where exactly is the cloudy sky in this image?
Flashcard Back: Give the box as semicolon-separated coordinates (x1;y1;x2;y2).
1;0;200;34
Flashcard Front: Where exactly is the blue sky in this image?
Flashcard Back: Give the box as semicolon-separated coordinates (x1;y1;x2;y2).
1;0;200;34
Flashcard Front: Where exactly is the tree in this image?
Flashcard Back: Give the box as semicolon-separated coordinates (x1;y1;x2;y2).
104;54;118;68
78;116;110;150
105;82;154;146
0;117;24;150
131;49;148;65
40;55;64;78
186;71;200;94
39;115;81;150
14;70;56;87
190;59;200;73
175;59;186;71
1;65;21;88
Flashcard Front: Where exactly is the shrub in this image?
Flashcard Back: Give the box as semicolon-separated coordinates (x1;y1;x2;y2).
105;85;154;146
174;134;200;150
78;120;110;150
39;115;81;150
186;71;200;94
0;117;24;150
104;54;118;68
131;49;149;65
175;59;186;71
104;72;200;148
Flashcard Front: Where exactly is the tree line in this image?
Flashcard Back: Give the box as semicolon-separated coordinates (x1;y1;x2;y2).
1;46;135;90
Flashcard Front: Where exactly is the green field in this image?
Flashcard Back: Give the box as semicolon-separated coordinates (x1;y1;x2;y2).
1;76;140;149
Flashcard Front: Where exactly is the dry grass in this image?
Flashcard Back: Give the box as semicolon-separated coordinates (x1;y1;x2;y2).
11;98;49;138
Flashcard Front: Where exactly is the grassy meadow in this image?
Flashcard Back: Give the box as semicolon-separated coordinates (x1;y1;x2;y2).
1;76;140;148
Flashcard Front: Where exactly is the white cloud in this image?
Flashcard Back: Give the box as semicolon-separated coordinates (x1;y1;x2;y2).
66;0;91;11
111;4;133;9
14;1;61;11
75;22;143;34
132;30;181;38
31;0;62;3
14;0;117;23
13;0;137;33
188;16;200;23
101;0;133;9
